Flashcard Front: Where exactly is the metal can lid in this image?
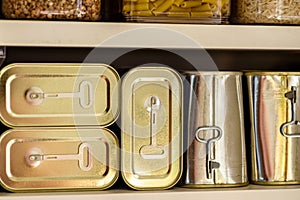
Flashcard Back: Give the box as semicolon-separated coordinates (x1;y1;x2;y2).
0;63;120;127
121;66;183;190
0;128;119;192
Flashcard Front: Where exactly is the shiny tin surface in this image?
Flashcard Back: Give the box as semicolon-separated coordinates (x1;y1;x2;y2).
0;128;119;192
121;67;183;190
0;63;120;127
182;71;247;187
246;72;300;185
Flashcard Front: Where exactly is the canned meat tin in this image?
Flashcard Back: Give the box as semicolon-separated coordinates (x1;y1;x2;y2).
181;71;248;187
121;67;183;190
0;128;119;191
246;72;300;185
0;63;120;127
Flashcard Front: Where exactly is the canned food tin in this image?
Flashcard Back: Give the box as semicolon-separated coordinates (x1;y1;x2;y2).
246;72;300;185
0;128;119;191
181;71;248;187
121;66;183;190
0;63;120;127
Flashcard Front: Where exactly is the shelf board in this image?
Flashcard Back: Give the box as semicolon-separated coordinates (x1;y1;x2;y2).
0;20;300;50
0;185;300;200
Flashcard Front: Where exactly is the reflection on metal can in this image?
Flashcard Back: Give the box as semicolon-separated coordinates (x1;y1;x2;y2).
0;63;120;127
246;72;300;185
121;66;183;190
181;71;248;187
0;128;119;191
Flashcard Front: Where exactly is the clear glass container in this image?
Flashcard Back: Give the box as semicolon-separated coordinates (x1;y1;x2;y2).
122;0;230;24
2;0;101;21
232;0;300;24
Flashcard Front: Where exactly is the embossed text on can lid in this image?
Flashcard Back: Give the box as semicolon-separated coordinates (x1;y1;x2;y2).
121;66;183;190
0;128;119;192
0;63;120;127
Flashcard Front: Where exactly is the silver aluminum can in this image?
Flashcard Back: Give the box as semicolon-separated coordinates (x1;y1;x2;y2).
181;71;248;187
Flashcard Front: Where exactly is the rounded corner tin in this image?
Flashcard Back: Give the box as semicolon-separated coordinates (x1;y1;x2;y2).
121;66;183;190
0;128;119;192
0;63;120;127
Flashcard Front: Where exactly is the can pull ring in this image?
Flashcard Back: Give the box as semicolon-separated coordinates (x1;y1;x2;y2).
25;80;94;109
25;143;93;171
280;86;300;138
195;126;223;179
140;96;167;159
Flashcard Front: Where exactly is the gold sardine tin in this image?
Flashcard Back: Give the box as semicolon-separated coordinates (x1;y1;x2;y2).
246;72;300;185
0;63;120;127
121;67;183;190
0;128;119;191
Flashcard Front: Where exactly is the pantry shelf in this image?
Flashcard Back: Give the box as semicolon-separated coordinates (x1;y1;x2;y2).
0;20;300;50
0;185;299;200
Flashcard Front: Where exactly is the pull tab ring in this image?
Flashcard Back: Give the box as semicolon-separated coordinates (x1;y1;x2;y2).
280;86;300;138
195;126;223;144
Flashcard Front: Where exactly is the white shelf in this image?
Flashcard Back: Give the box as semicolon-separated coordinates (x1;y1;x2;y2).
0;185;300;200
0;20;300;50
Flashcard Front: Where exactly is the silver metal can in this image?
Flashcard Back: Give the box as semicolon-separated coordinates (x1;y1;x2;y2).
246;72;300;185
121;66;183;190
181;71;248;187
0;128;119;192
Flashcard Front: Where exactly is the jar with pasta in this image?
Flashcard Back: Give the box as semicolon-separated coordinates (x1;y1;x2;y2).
123;0;230;23
2;0;102;21
232;0;300;24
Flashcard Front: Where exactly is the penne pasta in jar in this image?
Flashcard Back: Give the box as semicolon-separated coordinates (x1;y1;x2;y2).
122;0;230;23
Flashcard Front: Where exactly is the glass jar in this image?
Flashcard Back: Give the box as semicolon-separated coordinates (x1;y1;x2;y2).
123;0;230;24
232;0;300;24
2;0;101;21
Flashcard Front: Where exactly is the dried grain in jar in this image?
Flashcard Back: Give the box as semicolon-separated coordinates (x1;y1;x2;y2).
232;0;300;24
2;0;101;21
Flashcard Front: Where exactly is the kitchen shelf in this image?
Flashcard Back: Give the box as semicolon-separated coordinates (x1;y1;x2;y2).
0;185;300;200
0;20;300;50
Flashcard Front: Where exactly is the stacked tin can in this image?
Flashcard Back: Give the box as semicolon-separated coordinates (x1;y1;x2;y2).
0;63;120;191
